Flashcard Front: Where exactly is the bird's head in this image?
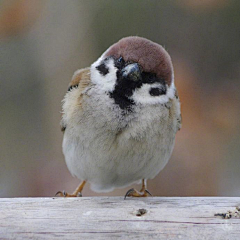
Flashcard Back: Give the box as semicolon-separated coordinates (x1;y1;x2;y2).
90;36;175;110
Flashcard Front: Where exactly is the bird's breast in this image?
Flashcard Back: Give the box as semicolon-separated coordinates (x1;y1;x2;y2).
62;102;177;192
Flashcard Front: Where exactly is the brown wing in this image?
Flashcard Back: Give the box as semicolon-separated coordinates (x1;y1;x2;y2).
61;67;91;132
68;67;91;91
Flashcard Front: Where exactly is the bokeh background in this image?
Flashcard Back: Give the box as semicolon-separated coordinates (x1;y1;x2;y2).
1;0;240;197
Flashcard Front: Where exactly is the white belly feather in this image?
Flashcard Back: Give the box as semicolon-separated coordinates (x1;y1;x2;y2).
62;97;177;192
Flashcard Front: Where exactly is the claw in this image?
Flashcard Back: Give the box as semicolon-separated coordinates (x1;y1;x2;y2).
55;191;66;197
124;188;153;199
55;190;83;198
124;179;152;199
145;189;153;197
55;181;86;198
124;188;135;199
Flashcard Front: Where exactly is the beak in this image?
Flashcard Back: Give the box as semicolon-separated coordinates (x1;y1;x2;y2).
121;63;142;81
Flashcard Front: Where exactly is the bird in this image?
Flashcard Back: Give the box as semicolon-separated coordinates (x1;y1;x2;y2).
56;36;181;198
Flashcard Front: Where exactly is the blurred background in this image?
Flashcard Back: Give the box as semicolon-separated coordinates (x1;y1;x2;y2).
1;0;240;197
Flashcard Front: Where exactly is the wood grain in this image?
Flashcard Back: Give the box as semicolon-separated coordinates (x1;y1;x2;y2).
0;197;240;239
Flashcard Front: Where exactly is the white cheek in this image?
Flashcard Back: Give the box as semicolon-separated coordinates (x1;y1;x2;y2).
90;57;117;92
167;81;175;99
131;83;175;105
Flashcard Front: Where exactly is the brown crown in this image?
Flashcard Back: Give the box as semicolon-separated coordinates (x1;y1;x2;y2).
102;36;173;86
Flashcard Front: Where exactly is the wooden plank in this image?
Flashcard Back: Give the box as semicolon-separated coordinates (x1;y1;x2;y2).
0;197;240;239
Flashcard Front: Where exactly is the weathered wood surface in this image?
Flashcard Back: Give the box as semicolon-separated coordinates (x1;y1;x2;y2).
0;197;240;239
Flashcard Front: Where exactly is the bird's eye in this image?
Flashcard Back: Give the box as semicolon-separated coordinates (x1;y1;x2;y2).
145;73;156;84
148;75;155;82
141;72;157;84
115;56;125;69
117;56;123;63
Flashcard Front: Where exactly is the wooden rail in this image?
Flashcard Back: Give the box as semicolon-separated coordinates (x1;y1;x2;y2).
0;197;240;239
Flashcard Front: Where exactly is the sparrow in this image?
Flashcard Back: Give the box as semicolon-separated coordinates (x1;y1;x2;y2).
56;36;181;198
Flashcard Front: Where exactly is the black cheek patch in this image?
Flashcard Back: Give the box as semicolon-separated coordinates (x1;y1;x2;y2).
96;63;109;76
149;87;166;96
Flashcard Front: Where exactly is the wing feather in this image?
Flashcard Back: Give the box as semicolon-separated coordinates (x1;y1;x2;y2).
61;67;91;132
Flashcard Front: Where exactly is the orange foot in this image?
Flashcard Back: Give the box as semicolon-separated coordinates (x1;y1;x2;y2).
55;181;86;198
124;179;152;199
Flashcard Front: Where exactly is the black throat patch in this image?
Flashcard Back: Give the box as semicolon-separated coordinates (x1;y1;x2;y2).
109;77;142;110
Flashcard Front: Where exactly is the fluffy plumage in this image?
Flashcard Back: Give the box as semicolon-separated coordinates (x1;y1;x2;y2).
60;36;181;194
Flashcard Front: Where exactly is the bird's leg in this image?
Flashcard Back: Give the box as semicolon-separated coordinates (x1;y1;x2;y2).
55;181;86;197
124;179;152;199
